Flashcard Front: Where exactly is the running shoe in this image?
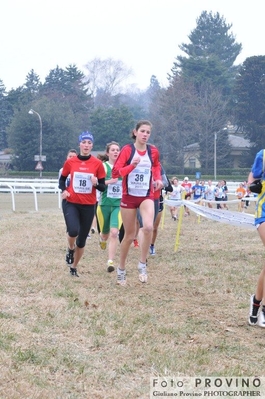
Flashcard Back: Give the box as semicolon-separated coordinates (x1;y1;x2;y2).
249;294;260;326
138;262;147;283
149;245;156;255
107;260;115;273
70;267;79;277
133;239;139;248
258;307;265;328
99;236;107;250
117;268;126;286
66;248;75;265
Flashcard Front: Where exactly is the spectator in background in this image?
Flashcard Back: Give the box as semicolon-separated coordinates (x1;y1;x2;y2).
235;182;246;212
149;175;173;255
204;180;215;208
243;180;250;208
191;179;202;202
181;176;192;216
168;177;183;220
214;181;224;209
221;179;229;210
200;180;206;199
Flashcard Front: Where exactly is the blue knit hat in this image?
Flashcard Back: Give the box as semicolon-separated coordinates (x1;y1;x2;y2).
78;131;94;143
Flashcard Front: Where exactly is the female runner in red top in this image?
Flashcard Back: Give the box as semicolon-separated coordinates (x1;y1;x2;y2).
59;132;106;277
112;120;163;285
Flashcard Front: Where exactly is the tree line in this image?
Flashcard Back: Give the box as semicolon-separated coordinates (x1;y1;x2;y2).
0;11;265;175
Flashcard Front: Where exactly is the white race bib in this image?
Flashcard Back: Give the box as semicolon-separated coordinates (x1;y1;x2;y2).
128;166;151;195
73;172;93;193
107;180;122;198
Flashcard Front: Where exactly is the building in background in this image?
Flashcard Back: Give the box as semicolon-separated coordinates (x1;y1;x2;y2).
183;125;251;169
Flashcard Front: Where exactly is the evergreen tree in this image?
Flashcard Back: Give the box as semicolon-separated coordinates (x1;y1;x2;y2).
41;64;93;130
234;56;265;159
89;106;135;150
6;86;29;111
8;97;77;172
0;80;13;149
149;11;239;174
24;69;41;95
41;65;66;97
171;11;242;95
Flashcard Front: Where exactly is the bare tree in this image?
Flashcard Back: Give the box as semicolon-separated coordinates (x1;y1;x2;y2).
84;58;133;97
196;83;230;172
150;77;199;173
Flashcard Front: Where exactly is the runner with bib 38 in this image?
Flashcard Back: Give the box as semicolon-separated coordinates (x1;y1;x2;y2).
112;120;163;286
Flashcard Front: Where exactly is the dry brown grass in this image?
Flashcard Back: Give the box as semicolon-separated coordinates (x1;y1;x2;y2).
0;194;264;399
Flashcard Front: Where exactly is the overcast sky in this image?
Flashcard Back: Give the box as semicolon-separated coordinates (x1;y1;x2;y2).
1;0;264;91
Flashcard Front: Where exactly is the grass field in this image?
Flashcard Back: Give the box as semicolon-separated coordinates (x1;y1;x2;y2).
0;194;264;398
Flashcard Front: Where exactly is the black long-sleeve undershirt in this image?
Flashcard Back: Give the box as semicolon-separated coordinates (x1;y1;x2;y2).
58;175;105;192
